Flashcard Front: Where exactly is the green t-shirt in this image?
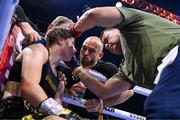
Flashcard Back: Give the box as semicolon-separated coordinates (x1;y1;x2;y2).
113;7;180;89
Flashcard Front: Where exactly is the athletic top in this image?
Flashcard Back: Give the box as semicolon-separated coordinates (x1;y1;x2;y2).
8;38;60;97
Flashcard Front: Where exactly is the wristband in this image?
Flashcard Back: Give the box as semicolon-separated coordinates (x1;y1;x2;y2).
70;24;84;38
72;66;83;77
38;98;64;115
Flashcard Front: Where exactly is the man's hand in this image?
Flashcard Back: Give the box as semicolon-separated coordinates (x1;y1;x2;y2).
84;99;103;113
55;71;67;104
18;22;41;44
12;14;17;23
69;82;86;97
23;30;40;43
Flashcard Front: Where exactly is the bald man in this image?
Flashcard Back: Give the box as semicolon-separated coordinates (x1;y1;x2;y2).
70;36;118;98
80;36;104;68
68;36;133;119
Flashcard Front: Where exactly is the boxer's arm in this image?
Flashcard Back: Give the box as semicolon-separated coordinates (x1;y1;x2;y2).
20;44;48;108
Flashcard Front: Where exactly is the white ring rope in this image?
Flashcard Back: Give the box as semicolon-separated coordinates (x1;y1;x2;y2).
62;94;146;120
64;69;153;119
133;86;152;96
87;69;152;96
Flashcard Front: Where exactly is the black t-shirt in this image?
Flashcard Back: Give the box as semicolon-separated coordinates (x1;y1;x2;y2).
60;59;118;99
65;60;118;119
84;60;118;99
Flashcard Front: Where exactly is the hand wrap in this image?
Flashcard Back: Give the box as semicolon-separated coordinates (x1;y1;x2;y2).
38;98;64;115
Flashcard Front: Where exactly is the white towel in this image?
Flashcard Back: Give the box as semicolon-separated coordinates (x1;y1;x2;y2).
154;46;178;84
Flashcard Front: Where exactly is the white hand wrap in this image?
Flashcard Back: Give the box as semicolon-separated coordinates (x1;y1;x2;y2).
38;98;64;115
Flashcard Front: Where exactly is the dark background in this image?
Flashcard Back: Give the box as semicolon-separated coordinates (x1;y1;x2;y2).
19;0;180;118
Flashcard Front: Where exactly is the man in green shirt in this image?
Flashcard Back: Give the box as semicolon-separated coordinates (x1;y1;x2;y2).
71;6;180;119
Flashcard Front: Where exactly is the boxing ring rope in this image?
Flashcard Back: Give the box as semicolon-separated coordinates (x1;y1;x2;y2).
87;69;152;97
133;86;152;96
62;69;152;119
62;93;147;120
62;85;152;120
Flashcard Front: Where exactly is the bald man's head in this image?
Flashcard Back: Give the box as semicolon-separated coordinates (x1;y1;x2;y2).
80;36;104;68
83;36;104;52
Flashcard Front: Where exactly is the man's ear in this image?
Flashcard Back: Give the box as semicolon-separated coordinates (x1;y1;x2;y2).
56;38;63;46
99;52;104;59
